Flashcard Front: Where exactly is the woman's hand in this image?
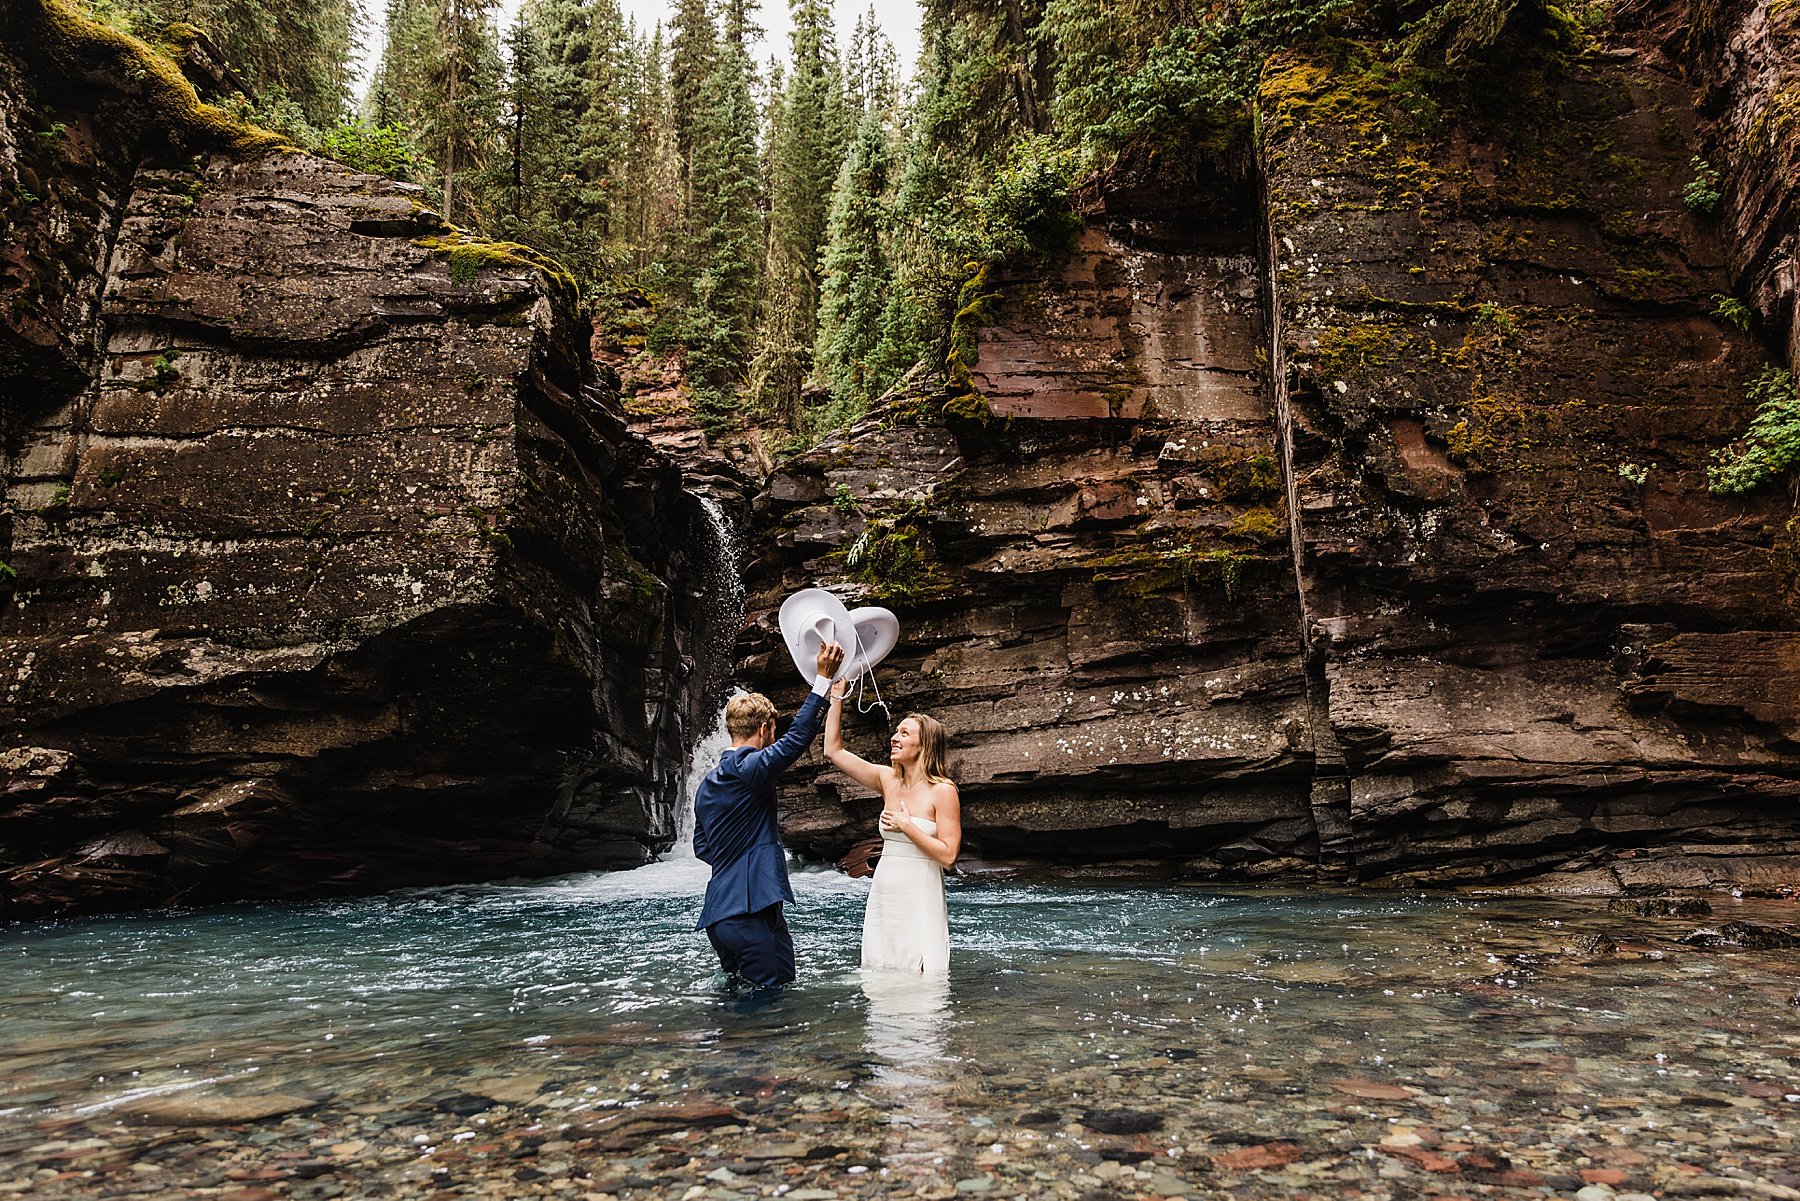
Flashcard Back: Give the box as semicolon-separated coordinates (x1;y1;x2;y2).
878;808;902;832
830;677;850;704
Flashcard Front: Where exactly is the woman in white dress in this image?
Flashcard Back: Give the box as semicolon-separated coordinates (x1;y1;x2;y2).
824;680;961;973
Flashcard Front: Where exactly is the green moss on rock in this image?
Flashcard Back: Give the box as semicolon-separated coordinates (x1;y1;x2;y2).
21;0;294;158
1227;506;1283;542
945;262;1002;392
414;232;580;309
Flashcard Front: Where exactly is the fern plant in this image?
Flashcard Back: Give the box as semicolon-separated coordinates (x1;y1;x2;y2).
1682;156;1723;214
1708;367;1800;495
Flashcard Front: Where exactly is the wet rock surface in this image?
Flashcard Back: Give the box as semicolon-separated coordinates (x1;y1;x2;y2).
1676;0;1800;367
1263;18;1800;888
0;36;727;917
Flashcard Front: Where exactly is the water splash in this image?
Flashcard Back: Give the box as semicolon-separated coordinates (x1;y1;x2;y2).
671;703;732;858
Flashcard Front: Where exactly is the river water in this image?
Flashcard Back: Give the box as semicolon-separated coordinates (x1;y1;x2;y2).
3;862;1798;1200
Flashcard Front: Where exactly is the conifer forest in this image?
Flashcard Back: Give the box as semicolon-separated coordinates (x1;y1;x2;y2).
79;0;1611;449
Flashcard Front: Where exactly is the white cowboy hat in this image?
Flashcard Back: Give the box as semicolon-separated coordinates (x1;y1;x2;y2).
778;588;900;683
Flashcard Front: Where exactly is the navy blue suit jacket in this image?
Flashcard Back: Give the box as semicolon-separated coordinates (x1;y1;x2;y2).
692;691;827;930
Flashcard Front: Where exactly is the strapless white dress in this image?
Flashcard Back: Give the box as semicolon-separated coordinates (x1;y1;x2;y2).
861;815;950;973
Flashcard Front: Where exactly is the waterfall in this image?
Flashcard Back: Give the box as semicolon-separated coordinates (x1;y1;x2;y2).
663;495;746;861
667;704;732;859
696;495;746;635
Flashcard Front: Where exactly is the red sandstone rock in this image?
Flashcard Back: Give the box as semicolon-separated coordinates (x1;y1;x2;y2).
1330;1079;1419;1101
1581;1168;1632;1186
1382;1145;1461;1174
1211;1142;1304;1170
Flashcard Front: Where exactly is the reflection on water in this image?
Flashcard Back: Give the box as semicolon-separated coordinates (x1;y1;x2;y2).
861;969;952;1090
2;865;1798;1199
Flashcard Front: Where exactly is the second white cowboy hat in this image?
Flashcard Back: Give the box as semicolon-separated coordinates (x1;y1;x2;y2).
778;588;900;683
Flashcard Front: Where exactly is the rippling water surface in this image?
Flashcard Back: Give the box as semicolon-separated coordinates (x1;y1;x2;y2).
4;861;1798;1199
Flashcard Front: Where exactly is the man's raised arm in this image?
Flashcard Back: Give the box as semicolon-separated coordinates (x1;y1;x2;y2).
741;642;846;785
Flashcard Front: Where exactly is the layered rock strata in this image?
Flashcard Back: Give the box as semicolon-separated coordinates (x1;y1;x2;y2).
742;19;1800;889
744;204;1320;869
0;14;725;916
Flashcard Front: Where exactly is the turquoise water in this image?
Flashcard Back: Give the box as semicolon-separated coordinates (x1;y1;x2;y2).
4;861;1798;1199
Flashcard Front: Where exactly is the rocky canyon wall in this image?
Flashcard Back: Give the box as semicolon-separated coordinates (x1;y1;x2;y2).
742;5;1800;891
0;5;730;917
746;198;1321;869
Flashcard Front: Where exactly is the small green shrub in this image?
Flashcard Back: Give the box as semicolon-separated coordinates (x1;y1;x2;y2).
969;136;1082;267
319;120;434;185
1473;302;1520;337
1617;461;1648;485
832;483;859;514
839;504;951;603
1712;294;1752;331
1682;156;1723;214
1708;367;1800;495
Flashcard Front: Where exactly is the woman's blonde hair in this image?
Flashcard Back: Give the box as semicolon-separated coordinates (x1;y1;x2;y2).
898;713;955;785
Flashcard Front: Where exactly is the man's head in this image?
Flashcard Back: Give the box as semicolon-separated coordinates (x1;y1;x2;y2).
725;692;779;747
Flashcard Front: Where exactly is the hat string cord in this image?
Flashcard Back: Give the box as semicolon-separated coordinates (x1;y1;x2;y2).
847;625;892;724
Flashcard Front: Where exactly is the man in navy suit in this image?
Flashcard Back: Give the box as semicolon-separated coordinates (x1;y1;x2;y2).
693;640;845;989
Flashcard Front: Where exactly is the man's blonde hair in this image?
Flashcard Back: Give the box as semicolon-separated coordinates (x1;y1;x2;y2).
725;692;778;739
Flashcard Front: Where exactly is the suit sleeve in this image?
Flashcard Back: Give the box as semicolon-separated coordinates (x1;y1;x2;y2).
740;692;827;787
692;811;713;863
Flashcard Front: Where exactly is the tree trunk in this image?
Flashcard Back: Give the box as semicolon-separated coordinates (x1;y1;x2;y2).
443;2;460;223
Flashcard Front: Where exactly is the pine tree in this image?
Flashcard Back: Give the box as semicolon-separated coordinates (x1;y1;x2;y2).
518;0;591;265
364;0;431;130
682;10;766;422
428;0;503;227
574;0;632;258
119;0;362;139
616;23;683;280
499;10;544;226
750;0;848;426
365;0;500;225
844;6;899;118
813;106;895;418
667;0;718;174
813;12;905;420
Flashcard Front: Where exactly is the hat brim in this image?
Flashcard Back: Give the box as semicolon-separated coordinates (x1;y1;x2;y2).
845;606;899;678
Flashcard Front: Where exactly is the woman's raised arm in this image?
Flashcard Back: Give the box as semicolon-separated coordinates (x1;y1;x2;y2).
824;680;888;792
